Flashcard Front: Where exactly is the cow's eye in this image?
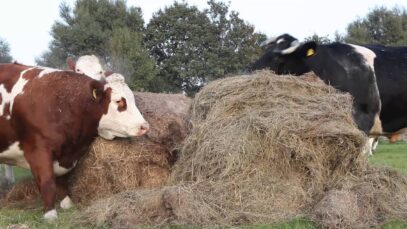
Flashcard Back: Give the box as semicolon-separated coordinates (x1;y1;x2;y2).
116;98;127;112
100;71;103;74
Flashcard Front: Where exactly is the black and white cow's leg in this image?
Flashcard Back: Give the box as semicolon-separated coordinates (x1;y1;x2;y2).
56;174;74;210
24;141;58;220
372;137;379;151
353;101;382;155
352;103;381;134
366;137;379;155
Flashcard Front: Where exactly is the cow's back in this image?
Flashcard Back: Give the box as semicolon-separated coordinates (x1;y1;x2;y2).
0;64;107;167
0;64;31;91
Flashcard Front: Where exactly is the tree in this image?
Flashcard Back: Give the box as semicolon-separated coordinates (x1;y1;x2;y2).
145;1;265;95
205;0;265;79
145;2;212;94
345;6;407;45
0;38;12;63
109;28;156;91
304;33;332;44
37;0;157;91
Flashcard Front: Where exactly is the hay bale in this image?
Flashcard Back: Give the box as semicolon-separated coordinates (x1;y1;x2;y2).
169;71;367;224
3;179;38;203
313;167;407;228
0;178;40;209
69;138;171;205
134;92;191;154
80;71;371;226
69;93;190;205
80;186;214;227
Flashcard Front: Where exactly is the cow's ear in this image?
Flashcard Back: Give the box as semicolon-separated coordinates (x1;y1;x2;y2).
299;42;317;58
67;57;76;71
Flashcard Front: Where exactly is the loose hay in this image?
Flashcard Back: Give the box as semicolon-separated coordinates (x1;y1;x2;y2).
82;71;407;228
69;92;190;205
1;179;40;209
169;71;368;224
69;138;171;205
134;92;191;154
313;167;407;228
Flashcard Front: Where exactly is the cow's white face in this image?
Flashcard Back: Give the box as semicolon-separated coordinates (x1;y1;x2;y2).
98;73;149;140
75;55;105;81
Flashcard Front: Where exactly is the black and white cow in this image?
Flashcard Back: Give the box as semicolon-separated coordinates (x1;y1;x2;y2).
250;34;407;152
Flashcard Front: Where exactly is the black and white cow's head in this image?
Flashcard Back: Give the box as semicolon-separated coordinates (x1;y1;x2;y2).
251;34;317;75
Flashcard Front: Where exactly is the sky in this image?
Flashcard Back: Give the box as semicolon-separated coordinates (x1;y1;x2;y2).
0;0;405;65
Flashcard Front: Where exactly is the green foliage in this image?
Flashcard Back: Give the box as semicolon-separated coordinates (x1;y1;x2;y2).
0;37;12;63
204;0;265;79
345;6;407;45
145;0;265;95
304;31;346;44
108;27;157;91
304;33;332;44
36;0;156;91
145;2;212;94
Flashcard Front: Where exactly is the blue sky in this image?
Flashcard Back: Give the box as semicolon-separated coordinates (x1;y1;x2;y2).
0;0;405;65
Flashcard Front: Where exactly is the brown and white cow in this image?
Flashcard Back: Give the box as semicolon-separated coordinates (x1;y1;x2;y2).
0;63;149;220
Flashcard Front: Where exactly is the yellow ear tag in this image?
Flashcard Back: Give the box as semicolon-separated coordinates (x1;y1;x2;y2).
307;48;315;57
92;89;97;99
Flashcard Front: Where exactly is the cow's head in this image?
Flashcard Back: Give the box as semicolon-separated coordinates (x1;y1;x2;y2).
67;55;105;81
97;73;149;140
251;34;316;75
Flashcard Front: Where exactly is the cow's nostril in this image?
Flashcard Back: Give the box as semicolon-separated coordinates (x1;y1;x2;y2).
141;123;149;131
136;122;149;136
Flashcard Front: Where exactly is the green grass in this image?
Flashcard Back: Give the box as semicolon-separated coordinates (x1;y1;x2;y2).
381;220;407;229
1;142;407;229
251;218;315;229
369;141;407;173
13;167;32;181
0;207;88;229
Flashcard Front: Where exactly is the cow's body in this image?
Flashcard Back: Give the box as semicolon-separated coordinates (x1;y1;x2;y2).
250;34;407;149
0;63;148;219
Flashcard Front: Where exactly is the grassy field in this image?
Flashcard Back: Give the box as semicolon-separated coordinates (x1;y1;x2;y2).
369;141;407;172
1;142;407;228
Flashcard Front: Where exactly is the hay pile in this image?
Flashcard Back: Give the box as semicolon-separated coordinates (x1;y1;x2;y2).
81;71;407;228
68;138;171;205
167;71;367;223
69;92;190;205
313;167;407;228
134;92;191;154
0;179;42;208
2;92;191;206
